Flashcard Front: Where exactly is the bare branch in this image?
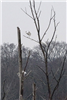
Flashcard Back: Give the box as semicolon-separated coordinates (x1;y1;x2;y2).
25;70;32;79
23;35;47;54
24;51;31;71
51;69;58;82
29;0;38;31
37;1;42;14
47;13;60;51
25;93;32;100
41;8;55;41
29;1;45;63
32;83;36;100
48;35;57;59
51;50;67;99
25;84;38;100
33;0;35;9
23;35;39;43
37;79;46;86
21;8;33;19
37;65;46;75
38;10;41;18
32;0;40;32
59;50;67;78
25;7;27;13
40;95;46;100
33;0;42;18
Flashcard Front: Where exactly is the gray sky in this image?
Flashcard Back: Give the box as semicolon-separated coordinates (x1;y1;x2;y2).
2;1;66;48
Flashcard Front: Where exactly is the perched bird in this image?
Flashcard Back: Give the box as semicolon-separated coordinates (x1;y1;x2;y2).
25;31;31;36
22;70;26;75
17;70;26;78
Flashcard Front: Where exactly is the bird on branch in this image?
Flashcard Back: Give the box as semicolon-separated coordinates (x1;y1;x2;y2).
25;31;31;36
17;70;27;78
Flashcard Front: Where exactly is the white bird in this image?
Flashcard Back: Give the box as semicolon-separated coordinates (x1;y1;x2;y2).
25;31;31;36
22;70;26;75
17;70;26;78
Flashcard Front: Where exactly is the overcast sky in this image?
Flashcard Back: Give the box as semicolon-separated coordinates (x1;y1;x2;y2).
2;1;66;48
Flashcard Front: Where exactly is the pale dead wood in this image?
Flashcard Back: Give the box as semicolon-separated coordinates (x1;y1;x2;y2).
32;83;36;100
17;27;23;100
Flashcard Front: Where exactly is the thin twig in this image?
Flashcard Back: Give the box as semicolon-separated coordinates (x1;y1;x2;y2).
48;36;57;59
37;1;42;14
25;70;32;79
40;95;46;100
51;69;58;82
21;8;33;19
33;0;40;35
23;35;39;43
24;51;31;71
25;93;32;100
30;0;38;31
41;8;56;41
47;12;60;51
23;35;47;53
37;65;46;75
38;11;41;18
37;79;46;86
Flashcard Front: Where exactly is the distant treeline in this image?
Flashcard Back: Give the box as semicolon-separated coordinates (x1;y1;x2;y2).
1;42;67;100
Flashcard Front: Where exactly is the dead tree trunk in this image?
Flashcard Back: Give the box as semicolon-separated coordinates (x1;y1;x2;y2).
32;83;36;100
17;27;24;100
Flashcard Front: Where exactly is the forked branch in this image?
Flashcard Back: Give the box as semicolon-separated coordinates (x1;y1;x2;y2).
24;51;31;71
41;8;56;41
51;50;67;99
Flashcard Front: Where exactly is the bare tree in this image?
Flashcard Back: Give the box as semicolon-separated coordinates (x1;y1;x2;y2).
17;27;31;100
21;0;67;100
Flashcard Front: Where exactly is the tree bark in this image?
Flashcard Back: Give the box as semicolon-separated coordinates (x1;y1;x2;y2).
32;83;36;100
17;27;23;100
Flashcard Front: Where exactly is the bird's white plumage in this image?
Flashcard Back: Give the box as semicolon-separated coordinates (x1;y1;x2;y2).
22;70;26;75
17;70;26;78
